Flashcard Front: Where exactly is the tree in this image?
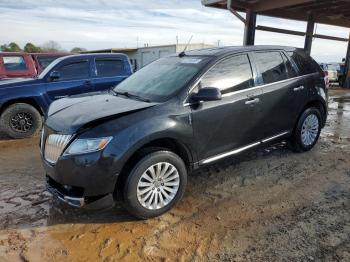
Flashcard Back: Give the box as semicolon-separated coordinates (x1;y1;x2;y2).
24;42;41;53
0;44;10;52
0;42;22;52
41;40;62;53
70;47;87;53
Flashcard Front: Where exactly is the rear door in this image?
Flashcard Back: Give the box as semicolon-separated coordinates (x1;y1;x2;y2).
91;57;130;92
45;59;92;101
190;53;264;162
253;50;305;139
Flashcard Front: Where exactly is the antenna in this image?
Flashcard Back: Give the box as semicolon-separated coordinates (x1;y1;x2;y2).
179;35;193;57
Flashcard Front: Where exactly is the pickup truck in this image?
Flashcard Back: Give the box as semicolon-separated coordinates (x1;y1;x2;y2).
0;52;68;79
0;53;133;138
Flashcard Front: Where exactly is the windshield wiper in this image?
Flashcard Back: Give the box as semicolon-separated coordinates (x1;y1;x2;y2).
113;90;150;103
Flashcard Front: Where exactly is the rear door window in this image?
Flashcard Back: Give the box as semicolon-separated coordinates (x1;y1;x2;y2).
95;59;124;77
57;60;89;81
200;54;255;94
254;52;288;84
3;56;27;71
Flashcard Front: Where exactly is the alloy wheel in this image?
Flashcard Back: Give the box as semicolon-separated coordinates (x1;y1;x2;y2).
10;112;33;133
136;162;180;210
301;114;319;146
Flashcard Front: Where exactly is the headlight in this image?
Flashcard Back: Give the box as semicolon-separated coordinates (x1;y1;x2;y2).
64;137;113;155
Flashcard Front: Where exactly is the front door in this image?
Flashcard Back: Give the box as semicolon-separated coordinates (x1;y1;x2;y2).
190;53;264;163
46;59;92;101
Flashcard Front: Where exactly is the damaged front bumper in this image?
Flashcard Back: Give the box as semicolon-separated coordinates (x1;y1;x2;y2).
46;178;85;207
45;176;115;209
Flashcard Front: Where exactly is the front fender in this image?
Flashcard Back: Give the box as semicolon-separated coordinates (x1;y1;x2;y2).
79;106;195;174
0;85;49;115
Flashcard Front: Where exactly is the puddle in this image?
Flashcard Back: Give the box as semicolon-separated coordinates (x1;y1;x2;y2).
1;89;350;261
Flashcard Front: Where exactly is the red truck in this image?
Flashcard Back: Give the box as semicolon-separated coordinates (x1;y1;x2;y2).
0;52;68;79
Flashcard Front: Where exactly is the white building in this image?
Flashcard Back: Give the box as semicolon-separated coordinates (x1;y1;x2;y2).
84;43;214;71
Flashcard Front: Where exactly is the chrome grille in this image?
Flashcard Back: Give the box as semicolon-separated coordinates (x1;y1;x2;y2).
44;134;72;164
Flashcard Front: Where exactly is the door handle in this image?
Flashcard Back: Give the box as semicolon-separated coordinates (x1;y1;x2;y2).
245;98;260;105
293;86;304;92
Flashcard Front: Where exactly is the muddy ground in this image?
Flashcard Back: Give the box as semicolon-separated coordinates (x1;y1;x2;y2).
0;89;350;261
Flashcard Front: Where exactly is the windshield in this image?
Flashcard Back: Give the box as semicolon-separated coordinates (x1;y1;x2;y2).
114;56;209;102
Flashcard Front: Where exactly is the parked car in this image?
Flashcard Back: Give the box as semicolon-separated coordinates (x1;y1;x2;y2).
319;63;330;88
31;53;69;74
0;53;132;138
0;52;68;80
321;63;338;82
0;52;37;79
41;46;328;219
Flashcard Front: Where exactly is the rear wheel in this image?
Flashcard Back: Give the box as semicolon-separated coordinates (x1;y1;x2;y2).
290;107;321;152
123;150;187;219
0;103;42;139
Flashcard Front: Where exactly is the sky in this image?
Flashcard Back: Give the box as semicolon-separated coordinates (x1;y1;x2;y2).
0;0;349;62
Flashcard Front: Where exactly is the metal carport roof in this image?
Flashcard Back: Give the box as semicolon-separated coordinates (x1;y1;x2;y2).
202;0;350;28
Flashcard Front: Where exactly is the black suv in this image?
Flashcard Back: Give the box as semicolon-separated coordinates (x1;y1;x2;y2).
40;46;328;219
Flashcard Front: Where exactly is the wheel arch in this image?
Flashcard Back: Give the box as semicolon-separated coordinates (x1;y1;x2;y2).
297;99;327;128
114;137;194;200
0;98;44;116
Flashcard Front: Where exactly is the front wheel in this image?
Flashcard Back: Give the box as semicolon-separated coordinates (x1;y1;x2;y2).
0;103;42;139
290;107;322;152
123;150;187;219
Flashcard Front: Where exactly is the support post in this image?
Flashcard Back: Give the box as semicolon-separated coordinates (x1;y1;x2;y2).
304;14;315;55
343;33;350;88
243;9;256;46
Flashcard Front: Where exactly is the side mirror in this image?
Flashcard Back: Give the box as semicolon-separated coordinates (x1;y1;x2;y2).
190;87;222;103
49;71;61;81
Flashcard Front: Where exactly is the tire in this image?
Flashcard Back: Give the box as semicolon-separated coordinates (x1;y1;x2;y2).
0;103;42;139
123;150;187;219
290;107;322;153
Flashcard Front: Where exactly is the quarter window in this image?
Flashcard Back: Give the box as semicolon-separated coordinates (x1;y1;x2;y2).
287;51;318;75
255;52;288;84
200;54;254;94
57;61;89;80
3;56;27;71
95;59;124;77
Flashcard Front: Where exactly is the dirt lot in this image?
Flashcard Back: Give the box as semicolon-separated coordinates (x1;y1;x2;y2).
0;89;350;261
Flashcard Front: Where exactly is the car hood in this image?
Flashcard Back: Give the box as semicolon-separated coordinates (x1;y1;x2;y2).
0;77;40;88
46;92;158;134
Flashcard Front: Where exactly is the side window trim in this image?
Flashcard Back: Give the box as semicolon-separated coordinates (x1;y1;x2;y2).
281;51;298;79
283;51;301;76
